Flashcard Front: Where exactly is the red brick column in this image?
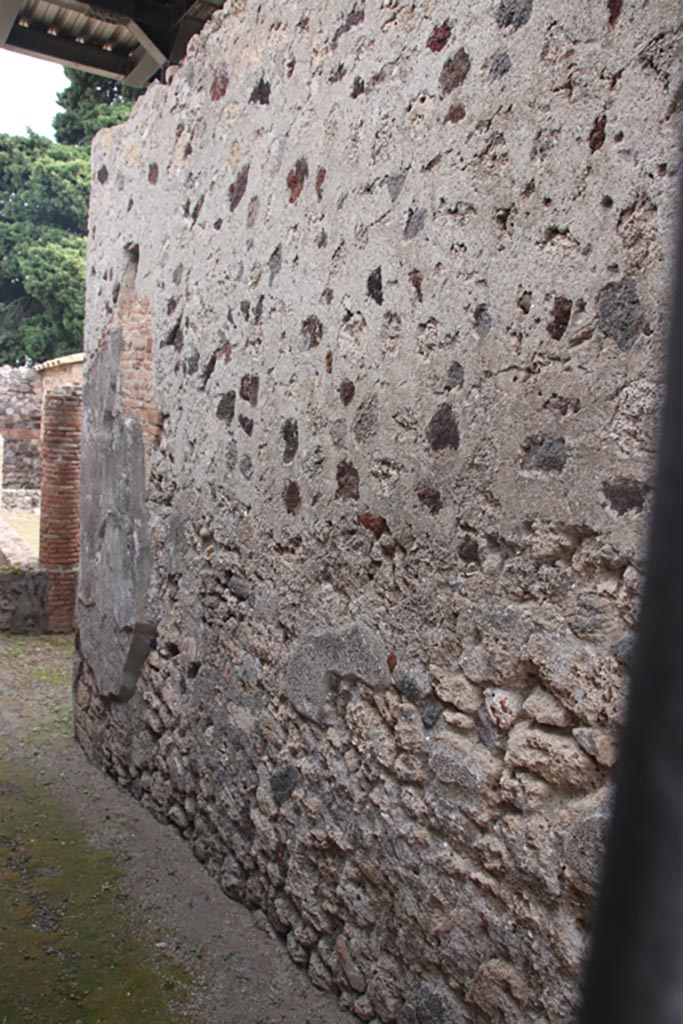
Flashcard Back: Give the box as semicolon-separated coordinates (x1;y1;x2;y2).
39;384;82;632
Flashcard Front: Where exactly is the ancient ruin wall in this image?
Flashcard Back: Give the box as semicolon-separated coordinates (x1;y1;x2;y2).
76;3;681;1021
0;365;41;507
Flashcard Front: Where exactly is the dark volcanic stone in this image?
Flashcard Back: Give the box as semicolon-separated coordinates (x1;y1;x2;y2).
394;676;422;702
340;380;356;406
302;316;324;349
421;702;442;729
416;485;442;514
336;460;360;499
458;536;480;563
415;982;457;1023
405;208;427;239
495;0;533;29
602;476;648;514
240;374;259;406
283;481;301;513
250;77;271;104
270;764;300;803
490;50;512;78
427;404;460;451
597;277;641;350
282;418;299;464
216;391;236;423
368;267;383;305
522;436;567;472
547;296;573;340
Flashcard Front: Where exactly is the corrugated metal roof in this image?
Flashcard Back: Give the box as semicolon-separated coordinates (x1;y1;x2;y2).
1;0;224;85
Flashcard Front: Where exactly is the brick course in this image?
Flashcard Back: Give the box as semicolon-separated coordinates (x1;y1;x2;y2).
39;384;82;632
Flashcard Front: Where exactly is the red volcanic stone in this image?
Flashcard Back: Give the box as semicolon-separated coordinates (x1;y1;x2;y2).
339;380;355;406
316;167;327;200
287;158;309;203
387;652;398;673
589;114;607;153
358;512;387;539
427;21;451;52
440;49;471;93
409;270;424;302
210;70;229;100
444;103;465;124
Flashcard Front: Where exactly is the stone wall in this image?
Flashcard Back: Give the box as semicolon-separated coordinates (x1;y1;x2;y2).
76;3;682;1022
0;365;41;508
0;516;46;633
0;568;48;633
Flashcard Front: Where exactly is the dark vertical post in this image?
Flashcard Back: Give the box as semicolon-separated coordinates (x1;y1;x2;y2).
581;171;683;1023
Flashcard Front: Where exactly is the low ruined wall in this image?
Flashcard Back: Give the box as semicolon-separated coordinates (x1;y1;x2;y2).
76;3;681;1021
0;517;46;633
0;568;47;633
0;365;41;508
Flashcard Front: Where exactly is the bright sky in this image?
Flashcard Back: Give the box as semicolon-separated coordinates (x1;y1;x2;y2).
0;50;68;139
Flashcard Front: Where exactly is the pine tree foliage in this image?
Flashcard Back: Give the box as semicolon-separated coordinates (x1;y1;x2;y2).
0;70;141;365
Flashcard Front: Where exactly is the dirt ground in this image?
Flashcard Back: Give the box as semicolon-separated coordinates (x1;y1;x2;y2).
0;632;356;1024
0;508;40;556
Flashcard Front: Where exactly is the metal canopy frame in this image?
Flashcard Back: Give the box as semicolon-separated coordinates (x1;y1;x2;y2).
0;0;223;86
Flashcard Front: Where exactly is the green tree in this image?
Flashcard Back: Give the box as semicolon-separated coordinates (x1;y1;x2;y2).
53;69;138;148
0;133;88;365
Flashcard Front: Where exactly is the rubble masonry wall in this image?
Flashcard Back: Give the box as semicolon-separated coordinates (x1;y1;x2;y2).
75;3;681;1021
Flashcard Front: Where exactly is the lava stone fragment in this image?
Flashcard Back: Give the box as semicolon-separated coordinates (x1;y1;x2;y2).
340;380;356;406
421;702;442;729
216;391;236;423
427;404;460;451
490;50;512;78
287;158;309;203
367;267;383;305
249;77;271;104
547;296;573;340
439;48;471;93
416;485;442;514
495;0;533;29
282;418;299;463
427;21;451;52
336;460;360;499
521;436;567;472
283;481;301;513
270;764;300;804
597;277;641;350
302;316;323;349
229;164;250;211
602;477;648;514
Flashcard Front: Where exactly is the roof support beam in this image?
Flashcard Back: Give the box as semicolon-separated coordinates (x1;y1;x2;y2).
6;25;131;78
0;0;22;46
123;47;162;87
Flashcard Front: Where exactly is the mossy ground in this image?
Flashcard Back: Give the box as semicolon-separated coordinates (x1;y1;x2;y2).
0;760;189;1024
0;632;190;1024
0;632;353;1024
